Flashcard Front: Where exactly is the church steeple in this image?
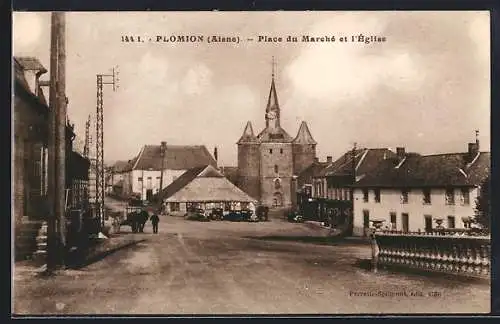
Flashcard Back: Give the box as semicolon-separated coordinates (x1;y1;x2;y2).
265;56;280;129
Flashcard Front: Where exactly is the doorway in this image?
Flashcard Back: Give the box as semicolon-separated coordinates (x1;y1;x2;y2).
363;210;370;236
402;213;409;233
424;215;433;232
146;189;153;202
273;192;283;207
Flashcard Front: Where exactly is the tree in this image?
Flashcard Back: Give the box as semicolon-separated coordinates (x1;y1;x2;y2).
474;175;490;231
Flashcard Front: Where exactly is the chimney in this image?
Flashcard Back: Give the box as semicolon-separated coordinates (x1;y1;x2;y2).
468;142;479;161
396;147;406;159
326;156;332;163
214;146;218;165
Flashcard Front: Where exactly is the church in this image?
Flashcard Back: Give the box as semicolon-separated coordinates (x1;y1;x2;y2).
236;69;317;208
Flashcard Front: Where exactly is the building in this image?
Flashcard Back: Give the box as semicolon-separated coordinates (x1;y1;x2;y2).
351;141;490;236
236;73;317;208
296;148;394;230
158;164;257;215
121;142;217;201
108;160;129;196
14;56;90;259
13;57;50;223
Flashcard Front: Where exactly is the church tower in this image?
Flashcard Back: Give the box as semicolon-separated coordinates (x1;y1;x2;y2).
292;121;317;175
257;60;294;208
237;121;261;200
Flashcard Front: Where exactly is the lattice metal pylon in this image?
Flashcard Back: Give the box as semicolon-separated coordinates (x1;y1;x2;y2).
95;67;119;230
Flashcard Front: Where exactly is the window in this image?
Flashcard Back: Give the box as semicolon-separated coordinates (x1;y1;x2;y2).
170;202;180;212
374;189;381;203
460;188;470;205
138;177;143;182
363;189;369;202
274;165;279;173
445;188;455;205
401;190;409;204
390;212;397;230
447;216;456;229
280;148;283;154
147;177;152;188
270;149;273;154
423;188;431;204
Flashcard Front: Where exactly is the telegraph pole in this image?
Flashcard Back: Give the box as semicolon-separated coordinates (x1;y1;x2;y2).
47;12;66;272
95;67;118;231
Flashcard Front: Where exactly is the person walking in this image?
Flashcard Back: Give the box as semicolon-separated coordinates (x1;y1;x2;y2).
150;212;160;234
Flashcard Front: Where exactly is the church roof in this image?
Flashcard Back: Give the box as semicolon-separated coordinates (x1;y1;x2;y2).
237;121;259;144
257;126;294;143
293;121;317;145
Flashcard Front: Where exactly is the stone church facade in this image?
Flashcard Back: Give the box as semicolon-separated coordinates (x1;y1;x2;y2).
236;74;317;208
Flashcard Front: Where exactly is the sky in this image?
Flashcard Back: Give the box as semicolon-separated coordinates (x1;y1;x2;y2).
13;11;490;166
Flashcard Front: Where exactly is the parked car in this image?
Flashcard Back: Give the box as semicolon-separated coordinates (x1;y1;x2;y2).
185;208;210;222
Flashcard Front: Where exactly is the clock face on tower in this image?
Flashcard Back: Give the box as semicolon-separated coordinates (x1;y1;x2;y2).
266;111;277;120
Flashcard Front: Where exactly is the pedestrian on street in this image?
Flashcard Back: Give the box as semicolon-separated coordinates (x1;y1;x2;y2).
150;212;160;234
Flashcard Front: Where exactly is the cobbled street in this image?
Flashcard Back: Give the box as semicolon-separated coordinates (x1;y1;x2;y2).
13;205;490;315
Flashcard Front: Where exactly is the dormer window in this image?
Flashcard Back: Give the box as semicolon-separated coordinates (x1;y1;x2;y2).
423;189;431;204
401;190;409;204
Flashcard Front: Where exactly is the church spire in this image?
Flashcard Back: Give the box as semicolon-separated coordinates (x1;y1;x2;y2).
265;56;280;128
237;121;259;144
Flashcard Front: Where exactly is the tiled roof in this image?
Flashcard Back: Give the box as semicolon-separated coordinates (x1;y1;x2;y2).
125;144;217;172
318;148;397;178
353;151;490;188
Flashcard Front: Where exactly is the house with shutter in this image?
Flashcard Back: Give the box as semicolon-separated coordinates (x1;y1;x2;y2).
121;142;217;201
351;139;490;236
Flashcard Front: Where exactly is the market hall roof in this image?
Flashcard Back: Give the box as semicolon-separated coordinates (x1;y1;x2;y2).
158;165;257;203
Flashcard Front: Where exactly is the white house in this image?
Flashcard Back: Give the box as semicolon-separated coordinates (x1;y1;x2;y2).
121;142;217;201
351;142;490;237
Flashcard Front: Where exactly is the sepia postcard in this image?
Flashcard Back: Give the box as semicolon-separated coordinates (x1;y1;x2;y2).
12;11;491;316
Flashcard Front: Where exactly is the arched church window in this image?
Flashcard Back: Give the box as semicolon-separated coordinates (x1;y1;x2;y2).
274;178;281;189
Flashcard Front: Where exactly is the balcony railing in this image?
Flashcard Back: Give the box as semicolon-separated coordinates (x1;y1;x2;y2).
372;230;490;279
